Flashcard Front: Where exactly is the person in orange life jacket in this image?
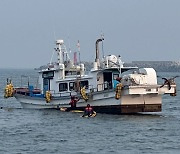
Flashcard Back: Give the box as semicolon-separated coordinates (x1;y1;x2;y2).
69;96;80;109
82;104;94;117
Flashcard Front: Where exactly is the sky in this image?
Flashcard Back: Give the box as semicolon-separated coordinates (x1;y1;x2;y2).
0;0;180;68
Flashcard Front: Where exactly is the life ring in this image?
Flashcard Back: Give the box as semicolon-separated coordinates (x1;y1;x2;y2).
45;91;52;103
80;86;88;101
115;83;123;99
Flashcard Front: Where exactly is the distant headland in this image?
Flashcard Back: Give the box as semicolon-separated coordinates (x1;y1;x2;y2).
125;61;180;72
35;60;180;72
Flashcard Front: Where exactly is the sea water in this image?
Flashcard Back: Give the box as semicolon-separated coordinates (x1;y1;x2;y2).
0;69;180;154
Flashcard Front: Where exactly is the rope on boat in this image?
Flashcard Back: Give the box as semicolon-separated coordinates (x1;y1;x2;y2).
115;83;123;100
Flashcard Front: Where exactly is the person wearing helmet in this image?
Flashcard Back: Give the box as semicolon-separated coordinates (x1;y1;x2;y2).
82;104;95;117
69;96;80;110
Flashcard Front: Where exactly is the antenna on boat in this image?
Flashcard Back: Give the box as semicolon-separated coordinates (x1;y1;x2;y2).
50;49;55;65
68;35;72;54
101;32;105;58
77;40;81;64
50;27;57;65
77;40;82;78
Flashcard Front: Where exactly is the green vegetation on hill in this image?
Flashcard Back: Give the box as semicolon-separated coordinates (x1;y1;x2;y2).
125;61;180;72
35;61;180;72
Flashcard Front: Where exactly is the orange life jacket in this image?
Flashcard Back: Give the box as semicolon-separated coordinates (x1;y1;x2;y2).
85;107;93;112
70;99;77;107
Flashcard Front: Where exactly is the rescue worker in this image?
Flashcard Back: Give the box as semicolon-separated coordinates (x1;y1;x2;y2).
69;96;80;110
113;77;122;88
82;104;94;117
115;77;123;100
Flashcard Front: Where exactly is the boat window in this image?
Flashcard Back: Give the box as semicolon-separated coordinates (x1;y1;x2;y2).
113;74;119;80
80;80;89;89
65;71;80;76
42;71;54;79
59;83;68;92
69;82;75;91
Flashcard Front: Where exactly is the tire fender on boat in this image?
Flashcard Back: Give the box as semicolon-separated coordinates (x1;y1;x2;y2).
115;83;123;100
45;91;52;103
80;86;88;101
4;83;14;98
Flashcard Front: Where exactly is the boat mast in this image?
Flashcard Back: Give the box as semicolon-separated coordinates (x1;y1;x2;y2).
118;55;124;75
56;40;64;65
55;40;70;65
77;40;81;64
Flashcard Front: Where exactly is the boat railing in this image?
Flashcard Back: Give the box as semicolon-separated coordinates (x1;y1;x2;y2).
51;91;77;97
20;75;39;89
96;82;113;92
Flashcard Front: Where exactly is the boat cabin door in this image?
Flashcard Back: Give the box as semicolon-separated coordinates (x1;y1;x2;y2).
103;72;112;90
42;71;54;94
43;78;50;94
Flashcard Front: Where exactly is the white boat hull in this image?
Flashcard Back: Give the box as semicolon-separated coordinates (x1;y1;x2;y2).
14;90;163;113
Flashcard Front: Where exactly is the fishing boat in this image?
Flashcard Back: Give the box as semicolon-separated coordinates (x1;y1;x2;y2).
4;38;177;113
